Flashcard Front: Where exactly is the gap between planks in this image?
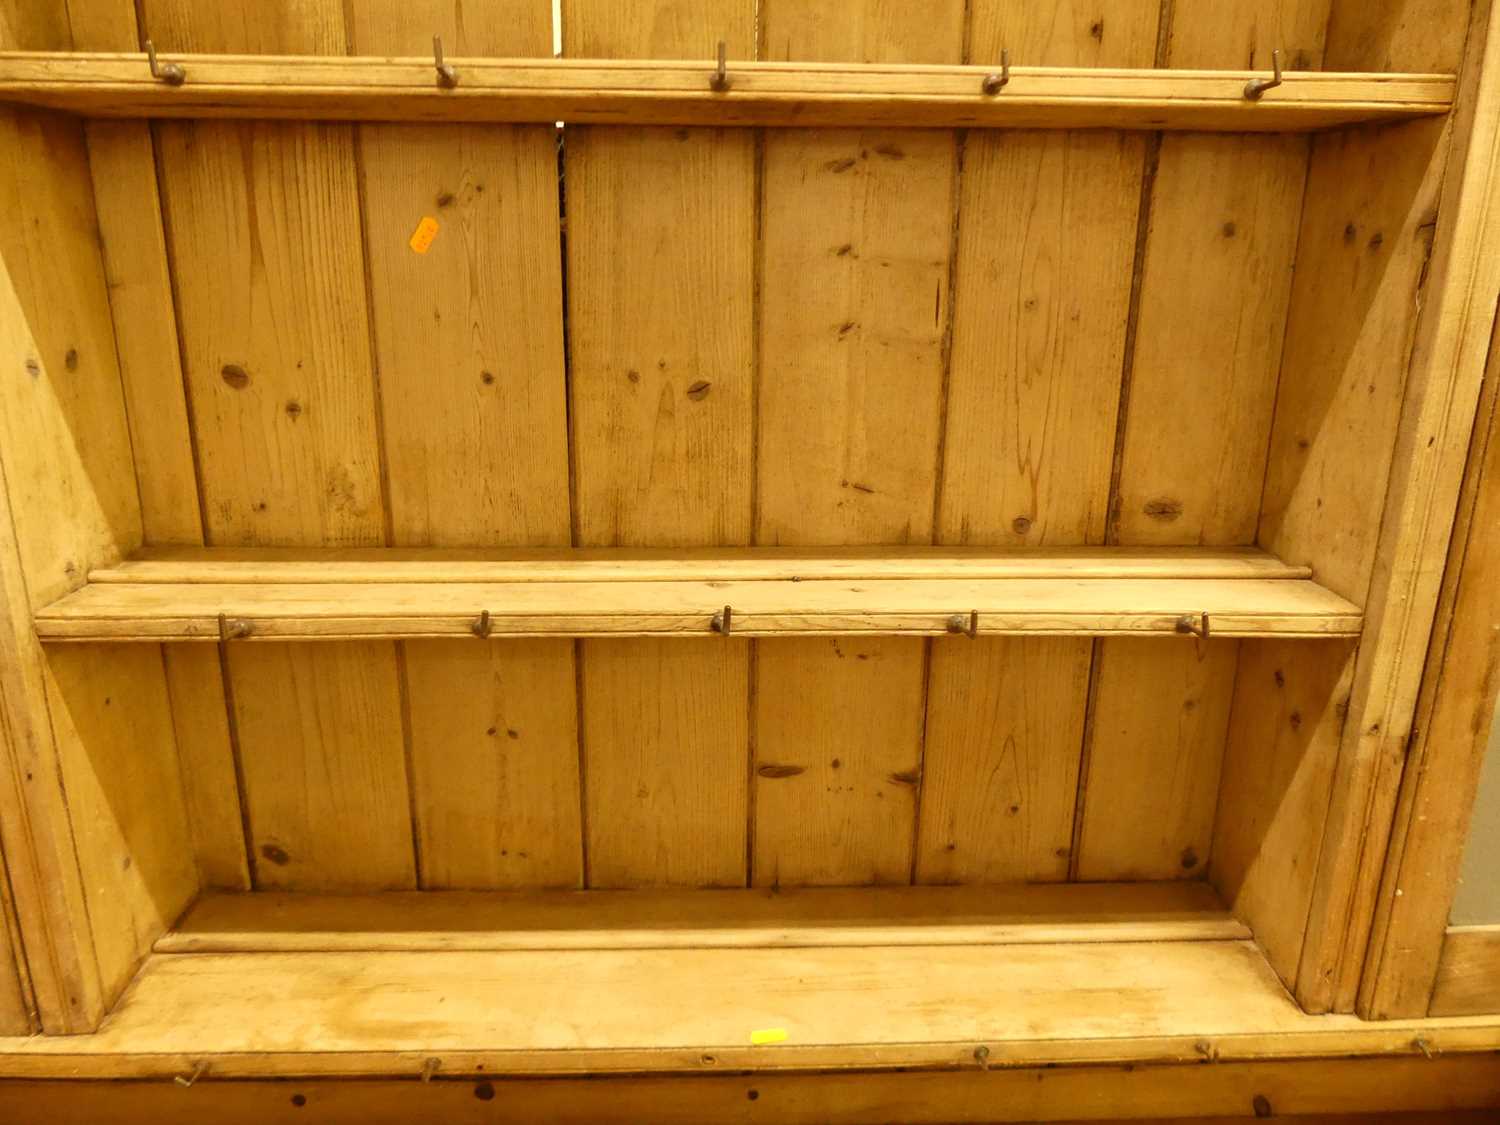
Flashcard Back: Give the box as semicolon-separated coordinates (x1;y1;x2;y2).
154;881;1248;954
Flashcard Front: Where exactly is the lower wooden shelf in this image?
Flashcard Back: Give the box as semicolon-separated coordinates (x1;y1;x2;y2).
0;883;1496;1081
33;546;1362;641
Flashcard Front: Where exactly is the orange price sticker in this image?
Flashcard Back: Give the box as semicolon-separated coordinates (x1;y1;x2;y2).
408;216;440;254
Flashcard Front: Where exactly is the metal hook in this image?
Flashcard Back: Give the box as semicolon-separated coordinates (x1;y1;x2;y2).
1174;612;1211;639
421;1057;440;1082
981;48;1011;96
710;40;730;92
434;34;458;88
1244;48;1283;100
145;40;186;86
711;605;733;635
174;1060;208;1088
946;610;979;638
218;613;252;641
471;610;492;639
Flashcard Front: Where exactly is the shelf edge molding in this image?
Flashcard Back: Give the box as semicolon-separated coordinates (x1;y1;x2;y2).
0;52;1456;130
33;548;1363;643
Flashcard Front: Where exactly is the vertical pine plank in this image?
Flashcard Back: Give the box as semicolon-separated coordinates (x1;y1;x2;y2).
749;0;962;888
351;3;581;890
1075;1;1327;882
915;1;1158;885
1075;638;1238;880
563;0;755;888
77;2;250;890
145;0;415;891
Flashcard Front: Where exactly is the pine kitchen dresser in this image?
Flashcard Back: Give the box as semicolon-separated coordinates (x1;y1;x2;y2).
1;0;1500;1121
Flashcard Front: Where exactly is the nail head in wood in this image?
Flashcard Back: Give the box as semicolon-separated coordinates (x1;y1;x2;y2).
981;48;1011;95
710;40;730;92
434;34;458;88
1244;48;1283;100
145;40;186;86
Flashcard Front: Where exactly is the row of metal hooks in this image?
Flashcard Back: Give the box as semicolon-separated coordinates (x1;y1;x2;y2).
141;38;1286;102
217;609;1214;641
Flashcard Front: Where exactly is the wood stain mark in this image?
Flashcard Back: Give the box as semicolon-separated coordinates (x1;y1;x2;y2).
757;763;806;779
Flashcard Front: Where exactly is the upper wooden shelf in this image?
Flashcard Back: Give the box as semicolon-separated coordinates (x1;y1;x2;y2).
32;546;1362;642
0;52;1454;131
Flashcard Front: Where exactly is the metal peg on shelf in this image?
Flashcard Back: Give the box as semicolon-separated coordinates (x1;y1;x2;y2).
710;40;730;92
145;40;186;86
471;609;493;639
218;613;252;641
981;49;1011;95
1174;611;1211;639
711;604;733;635
174;1060;208;1088
947;610;979;638
434;34;459;88
1244;48;1283;100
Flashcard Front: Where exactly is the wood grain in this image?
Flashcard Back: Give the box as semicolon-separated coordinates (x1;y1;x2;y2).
564;0;755;888
351;0;579;891
1430;926;1500;1016
916;636;1090;883
146;0;416;893
158;882;1248;952
40;645;197;1003
753;637;926;886
227;643;414;890
580;639;749;888
1077;639;1238;880
750;0;960;890
1211;638;1359;984
0;1073;1497;1125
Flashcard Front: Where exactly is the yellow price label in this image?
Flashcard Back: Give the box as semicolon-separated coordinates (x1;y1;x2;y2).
408;216;440;254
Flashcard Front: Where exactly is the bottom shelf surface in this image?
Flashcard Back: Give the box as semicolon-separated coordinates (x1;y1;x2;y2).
3;883;1500;1079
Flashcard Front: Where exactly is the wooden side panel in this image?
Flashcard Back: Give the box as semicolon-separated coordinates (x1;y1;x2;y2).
0;869;26;1033
749;0;959;887
918;4;1157;885
0;39;196;1025
1211;639;1359;984
1079;2;1321;883
1363;318;1500;1018
1246;0;1485;1011
41;646;196;1003
145;0;415;892
564;0;755;888
352;3;580;890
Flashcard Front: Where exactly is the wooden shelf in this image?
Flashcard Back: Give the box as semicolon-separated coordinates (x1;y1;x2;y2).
32;547;1362;642
0;51;1454;130
0;881;1493;1080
